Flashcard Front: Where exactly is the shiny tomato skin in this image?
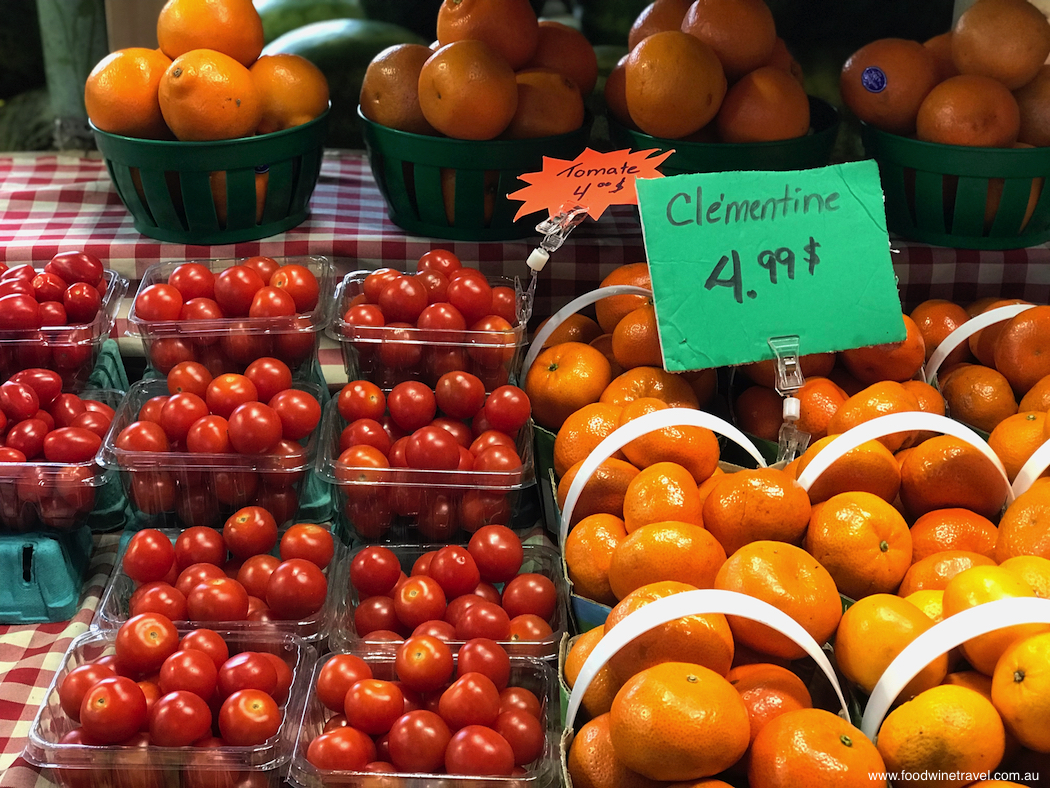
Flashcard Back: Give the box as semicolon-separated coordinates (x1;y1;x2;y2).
175;563;228;598
393;576;447;631
40;426;101;462
249;285;296;318
8;368;62;408
64;281;102;323
0;381;39;421
217;652;278;699
354;596;403;637
185;414;231;454
213;265;265;317
186;577;250;622
266;558;328;621
223;505;278;559
337;380;385;422
149;689;213;746
482;385;531;434
395;634;454;694
227;402;282;455
243;256;281;284
121;529;175;584
59;662;117;721
267;389;321;441
48;251;104;286
499;686;542;719
236;554;280;599
244;357;293;404
378;276;427;323
307;726;376;771
456;601;511;641
167;262;215;300
129;581;188;621
178;629;229;671
114;421;169;453
316;654;373;713
80;676;148;744
439;670;501;729
205;374;258;419
386;381;437;433
174;527;227;569
416;250;462;277
344;679;404;735
135;284;183;322
445;725;516;776
35;272;69;302
260;652;294;705
415;270;449;304
434;371;486;420
114;612;180;675
5;418;48;459
501;573;557;621
404;426;460;472
278;523;335;569
490;285;517;325
218;688;281;746
387;710;450;773
269;264;319;312
467;524;524;584
362;268;401;304
69;409;113;439
428;546;481;599
158;392;209;443
166;361;213;397
457;638;511;690
447;275;493;326
349;546;401;597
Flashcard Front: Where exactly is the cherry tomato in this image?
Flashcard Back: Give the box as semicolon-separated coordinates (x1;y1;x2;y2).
167;361;213;397
345;679;404;735
237;554;281;599
377;322;424;369
80;676;148;744
316;654;373;713
120;529;175;584
458;638;511;690
415;270;449;304
64;281;102;323
268;388;321;441
243;256;281;285
174;527;227;569
439;672;501;729
114;613;179;675
266;558;327;620
5;418;47;459
501;573;557;621
69;409;113;439
205;374;258;418
483;386;531;434
405;426;461;471
496;710;544;766
500;686;542;719
417;491;460;542
253;485;299;527
217;652;278;698
159;392;209;443
114;421;169;453
387;710;450;773
176;563;228;598
279;523;334;569
159;649;219;699
185;414;231;454
473;445;523;473
508;613;553;641
136;395;167;424
135;284;183;321
412;619;457;642
244;357;292;404
48;251;104;286
395;635;454;694
225;401;281;455
428;546;481;599
167;262;215;300
337;380;385;422
39;426;100;463
179;296;225;325
349;546;401;597
186;576;250;622
223;505;278;559
213;265;264;317
394;576;447;630
445;725;515;776
490;286;517;325
354;596;403;637
467;315;516;367
447;274;493;326
129;582;188;621
8;368;62;407
0;381;39;421
59;662;117;721
339;418;391;456
260;652;294;705
249;285;296;318
341;303;385;331
362;268;401;303
269;264;319;312
467;525;524;584
148;337;196;372
444;594;484;628
473;580;504;606
179;629;229;671
220;323;272;364
435;371;486;420
307;726;376;771
218;688;281;745
387;381;437;433
379;276;427;323
417;250;462;277
456;601;511;641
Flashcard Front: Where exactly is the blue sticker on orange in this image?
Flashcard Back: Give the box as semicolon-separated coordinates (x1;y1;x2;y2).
861;66;887;93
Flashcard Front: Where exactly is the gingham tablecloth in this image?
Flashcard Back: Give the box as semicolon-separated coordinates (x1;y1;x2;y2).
0;533;118;788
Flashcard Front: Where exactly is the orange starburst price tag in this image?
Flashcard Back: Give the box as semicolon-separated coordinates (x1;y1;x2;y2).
508;147;673;221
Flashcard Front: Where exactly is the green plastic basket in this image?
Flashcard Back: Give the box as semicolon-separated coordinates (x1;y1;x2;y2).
608;96;839;176
359;108;593;241
91;110;329;244
861;124;1050;250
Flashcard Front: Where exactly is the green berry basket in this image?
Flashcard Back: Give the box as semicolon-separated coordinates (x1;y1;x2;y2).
358;107;593;241
860;124;1050;250
90;109;329;245
607;96;839;176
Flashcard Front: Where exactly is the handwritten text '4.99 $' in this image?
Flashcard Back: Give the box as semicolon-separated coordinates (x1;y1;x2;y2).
705;237;821;304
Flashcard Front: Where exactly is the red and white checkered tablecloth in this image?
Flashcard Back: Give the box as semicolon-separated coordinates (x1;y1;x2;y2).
0;534;118;788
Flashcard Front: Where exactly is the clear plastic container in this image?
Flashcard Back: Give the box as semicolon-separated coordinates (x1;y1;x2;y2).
23;628;316;788
327;270;529;391
0;388;124;534
286;649;560;788
315;398;537;543
126;255;335;376
92;522;344;643
329;542;568;660
0;268;127;390
100;379;324;529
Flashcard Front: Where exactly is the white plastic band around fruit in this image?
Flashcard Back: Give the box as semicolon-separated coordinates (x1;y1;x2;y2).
860;596;1050;741
1012;438;1050;498
565;588;850;730
924;303;1034;385
558;408;767;546
794;411;1014;506
521;285;652;381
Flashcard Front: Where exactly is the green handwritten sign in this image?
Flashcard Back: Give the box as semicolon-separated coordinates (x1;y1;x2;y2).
635;159;905;372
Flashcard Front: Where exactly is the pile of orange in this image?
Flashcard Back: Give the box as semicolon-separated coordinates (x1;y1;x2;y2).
84;0;329;142
359;0;596;141
604;0;811;143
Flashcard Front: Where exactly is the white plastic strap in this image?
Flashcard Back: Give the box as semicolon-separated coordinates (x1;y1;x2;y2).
925;304;1034;384
795;411;1013;505
558;408;767;546
521;285;651;381
860;596;1050;741
565;588;850;729
1011;437;1050;498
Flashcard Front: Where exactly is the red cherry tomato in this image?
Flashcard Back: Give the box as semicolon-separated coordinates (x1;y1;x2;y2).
337;380;385;422
395;634;455;694
393;576;447;630
387;381;437;433
175;563;228;597
316;654;373;713
490;285;518;325
218;688;281;745
307;726;376;771
362;268;401;304
467;525;524;584
378;276;427;323
269;263;319;312
223;505;278;559
387;710;450;773
456;601;511;641
178;629;229;671
217;652;278;698
158;649;219;699
457;637;511;690
483;386;531;434
501;573;557;621
435;371;486;420
64;281;102;323
0;381;39;421
80;676;148;744
344;679;404;735
349;546;402;597
48;251;104;287
447;274;493;326
158;392;209;443
174;527;227;569
405;426;461;471
415;270;450;304
244;357;293;403
236;554;281;599
204;374;258;419
167;262;215;300
268;388;321;441
114;612;180;675
128;582;187;620
8;368;62;407
167;361;213;397
249;285;296;318
243;256;281;285
508;613;554;641
416;250;462;277
439;672;501;729
495;710;544;766
228;402;282;455
445;725;515;776
428;546;481;599
135;283;183;321
186;576;250;622
279;523;334;569
266;558;328;620
122;529;176;584
213;265;265;317
59;662;117;721
185;414;231;454
114;420;169;453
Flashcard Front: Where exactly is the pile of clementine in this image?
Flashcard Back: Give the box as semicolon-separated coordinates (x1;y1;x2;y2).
84;0;329;143
359;0;596;142
604;0;811;143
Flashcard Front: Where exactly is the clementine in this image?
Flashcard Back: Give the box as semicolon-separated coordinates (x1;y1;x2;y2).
609;520;727;600
701;468;812;556
564;512;628;607
524;341;612;430
910;508;999;563
84;48;172;139
680;0;777;82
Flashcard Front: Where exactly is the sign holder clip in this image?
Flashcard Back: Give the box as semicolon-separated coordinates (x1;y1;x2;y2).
768;335;811;463
526;203;589;273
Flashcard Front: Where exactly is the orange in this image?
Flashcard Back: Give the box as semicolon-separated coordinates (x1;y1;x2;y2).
208;169;266;226
358;43;436;135
989;411;1047;481
438;167;499;226
628;0;693;51
609;520;727;600
876;685;1006;787
734;385;784;443
524;341;613;430
716;66;810;143
611;302;661;369
622;462;703;533
418;40;518;140
554;402;625;478
942;565;1048;675
156;0;264;67
502;67;585;140
567;714;665;788
564;513;628;608
994;305;1050;396
680;0;777;83
952;0;1050;90
436;0;538;70
564;628;623;719
610;661;750;782
899;435;1010;521
749;708;886;788
925;32;960;82
766;37;805;86
604;581;734;683
916;74;1021;148
526;20;599;96
539;313;603;349
624;30;727;139
726;662;812;747
826;380;922;453
992;630;1050;752
995;483;1050;561
840;38;940;135
999;554;1050;598
558;458;640;526
795;435;901;505
1014;64;1050;146
158;50;262;142
906;589;946;622
601;366;700;409
713;541;842;661
603;55;633;128
617;398;719;483
795;377;848;442
968;298;1030;365
738;352;836;388
910;508;999;563
595;263;651;334
804;491;912;600
589;333;625;380
84;48;172;139
940;363;1018;432
910;298;973;366
839;314;926;385
943;669;994;694
250;53;329;135
983;143;1044;233
701;468;812;557
835;593;949;699
898;549;997;596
